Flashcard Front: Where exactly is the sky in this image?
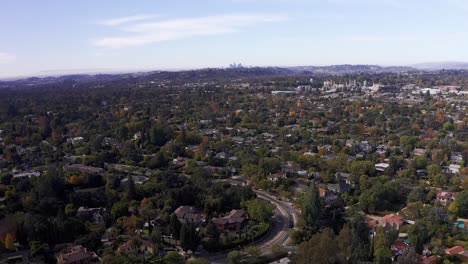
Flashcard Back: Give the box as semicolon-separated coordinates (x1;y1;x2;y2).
1;0;468;78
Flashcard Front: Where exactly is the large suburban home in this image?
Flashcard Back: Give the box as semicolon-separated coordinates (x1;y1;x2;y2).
76;207;107;224
174;206;205;225
56;245;98;264
120;175;149;186
267;171;287;182
436;191;457;206
375;163;390;172
116;238;155;255
391;241;411;258
327;181;351;194
212;209;248;233
451;152;463;164
445;245;468;257
380;213;404;230
319;186;338;203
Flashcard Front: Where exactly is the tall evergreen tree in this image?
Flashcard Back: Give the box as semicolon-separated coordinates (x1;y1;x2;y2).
301;184;322;237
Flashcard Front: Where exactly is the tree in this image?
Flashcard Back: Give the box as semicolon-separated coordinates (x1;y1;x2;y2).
111;200;129;220
337;224;352;261
163;251;185;264
242;199;274;223
373;226;397;264
453;190;468;217
169;213;182;240
245;246;261;258
292;228;337;264
126;175;136;200
407;187;426;203
180;223;200;252
4;233;15;251
408;221;429;254
203;221;220;250
30;241;44;257
301;185;322;236
227;250;242;264
396;247;419;264
187;258;210;264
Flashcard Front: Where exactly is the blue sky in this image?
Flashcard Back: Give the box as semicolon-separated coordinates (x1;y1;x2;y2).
1;0;468;77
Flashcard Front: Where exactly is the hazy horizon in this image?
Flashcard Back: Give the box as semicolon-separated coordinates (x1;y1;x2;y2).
2;0;468;78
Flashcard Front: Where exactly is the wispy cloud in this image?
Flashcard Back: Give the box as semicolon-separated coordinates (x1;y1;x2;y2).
326;0;404;9
97;14;157;26
94;13;288;48
0;52;15;64
348;34;415;42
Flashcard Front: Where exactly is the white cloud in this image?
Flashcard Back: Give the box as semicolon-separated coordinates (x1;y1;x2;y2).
348;35;415;42
94;13;288;49
98;14;157;26
0;52;15;64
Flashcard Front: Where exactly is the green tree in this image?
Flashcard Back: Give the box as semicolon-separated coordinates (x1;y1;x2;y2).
245;246;261;258
242;199;274;223
163;251;185;264
30;241;44;257
301;185;322;236
292;228;337;264
169;214;182;240
454;190;468;217
111;200;129;220
227;250;242;264
396;247;419;264
187;258;210;264
180;223;200;252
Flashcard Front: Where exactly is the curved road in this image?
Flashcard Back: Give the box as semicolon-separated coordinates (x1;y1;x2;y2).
202;181;298;263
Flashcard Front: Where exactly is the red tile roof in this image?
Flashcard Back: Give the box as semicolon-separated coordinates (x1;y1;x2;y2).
445;245;465;255
57;246;95;264
437;191;457;200
382;213;403;226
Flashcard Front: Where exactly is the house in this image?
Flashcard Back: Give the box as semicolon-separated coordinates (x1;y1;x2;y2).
375;163;390;172
215;152;229;160
13;171;41;179
67;137;84;145
121;175;149;186
231;136;245;144
117;238;155;255
335;172;353;185
436;191;457;206
57;245;98;264
445;245;465;256
391;241;411;257
448;164;461;174
413;148;426;157
172;156;188;167
327;181;351;194
63;164;105;175
133;131;142;140
319;186;338;203
76;207;106;224
376;145;389;156
212;209;248;232
451;152;463;164
268;172;287;182
416;169;429;179
174;206;205;225
381;214;404;229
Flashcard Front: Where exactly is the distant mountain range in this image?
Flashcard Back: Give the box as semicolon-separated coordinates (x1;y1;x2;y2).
288;64;415;74
2;63;468;85
411;62;468;70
